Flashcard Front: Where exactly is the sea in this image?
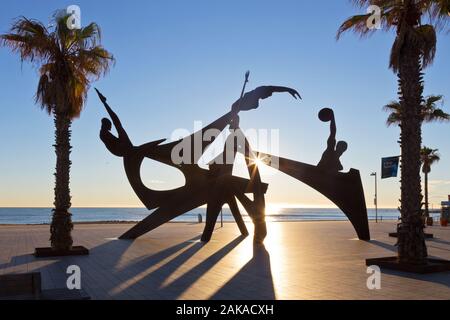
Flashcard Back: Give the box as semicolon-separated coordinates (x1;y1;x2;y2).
0;207;442;225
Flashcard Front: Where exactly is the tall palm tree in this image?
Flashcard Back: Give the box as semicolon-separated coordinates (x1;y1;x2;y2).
1;14;114;251
384;95;450;126
337;0;450;264
420;147;440;218
384;96;447;222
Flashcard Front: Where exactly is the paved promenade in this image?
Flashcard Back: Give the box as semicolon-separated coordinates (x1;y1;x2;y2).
0;221;449;300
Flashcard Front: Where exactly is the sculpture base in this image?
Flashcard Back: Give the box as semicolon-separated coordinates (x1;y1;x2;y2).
388;232;434;239
34;246;89;258
366;257;450;274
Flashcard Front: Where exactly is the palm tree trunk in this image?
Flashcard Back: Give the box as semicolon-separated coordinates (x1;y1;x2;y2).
397;31;428;264
50;112;74;251
424;171;429;218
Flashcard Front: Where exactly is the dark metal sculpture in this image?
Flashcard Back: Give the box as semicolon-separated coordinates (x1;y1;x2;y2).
96;83;300;244
97;77;370;243
255;107;370;240
257;153;370;240
317;108;348;172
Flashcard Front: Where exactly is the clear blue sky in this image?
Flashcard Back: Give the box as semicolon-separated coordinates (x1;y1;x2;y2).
1;0;449;208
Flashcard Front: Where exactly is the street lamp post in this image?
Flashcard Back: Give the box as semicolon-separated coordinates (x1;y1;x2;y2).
371;172;378;223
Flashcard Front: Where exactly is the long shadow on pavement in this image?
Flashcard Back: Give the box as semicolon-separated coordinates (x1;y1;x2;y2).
118;235;246;299
368;240;398;253
210;244;276;300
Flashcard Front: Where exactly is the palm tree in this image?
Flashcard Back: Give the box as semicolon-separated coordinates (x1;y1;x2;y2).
384;95;450;126
384;96;447;223
420;147;440;219
337;0;449;264
1;14;114;251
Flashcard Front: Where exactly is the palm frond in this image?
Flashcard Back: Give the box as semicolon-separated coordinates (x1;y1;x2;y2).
383;94;450;125
383;100;401;126
337;13;375;39
421;94;450;122
0;17;57;63
389;22;408;72
423;108;450;121
424;94;443;106
340;1;450;71
386;112;402;126
420;146;440;173
422;0;450;31
414;24;437;68
2;14;114;119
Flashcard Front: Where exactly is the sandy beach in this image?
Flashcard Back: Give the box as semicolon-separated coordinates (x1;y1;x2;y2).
0;220;449;300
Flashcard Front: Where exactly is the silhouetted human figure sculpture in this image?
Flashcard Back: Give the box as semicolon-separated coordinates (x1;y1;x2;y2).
254;106;371;240
207;113;268;243
99;91;165;157
96;85;300;244
100;117;130;157
317;108;348;172
200;83;301;244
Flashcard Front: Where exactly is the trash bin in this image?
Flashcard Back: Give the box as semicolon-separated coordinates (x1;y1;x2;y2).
197;214;203;224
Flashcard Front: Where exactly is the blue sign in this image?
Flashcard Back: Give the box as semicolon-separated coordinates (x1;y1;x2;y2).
382;156;400;179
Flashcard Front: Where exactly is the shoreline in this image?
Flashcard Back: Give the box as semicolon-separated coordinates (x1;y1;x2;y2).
1;208;441;227
0;219;401;227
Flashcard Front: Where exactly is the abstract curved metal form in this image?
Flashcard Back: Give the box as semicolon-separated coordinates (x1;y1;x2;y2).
97;81;370;243
96;85;300;244
255;108;370;240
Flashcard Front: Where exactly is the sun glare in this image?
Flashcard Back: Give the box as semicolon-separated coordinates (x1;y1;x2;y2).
251;154;272;167
265;204;282;218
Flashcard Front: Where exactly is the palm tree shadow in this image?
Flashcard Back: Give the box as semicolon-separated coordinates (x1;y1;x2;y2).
0;254;35;270
428;238;450;246
380;265;450;288
210;244;276;300
369;240;398;253
29;235;202;296
34;237;135;292
368;240;449;288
